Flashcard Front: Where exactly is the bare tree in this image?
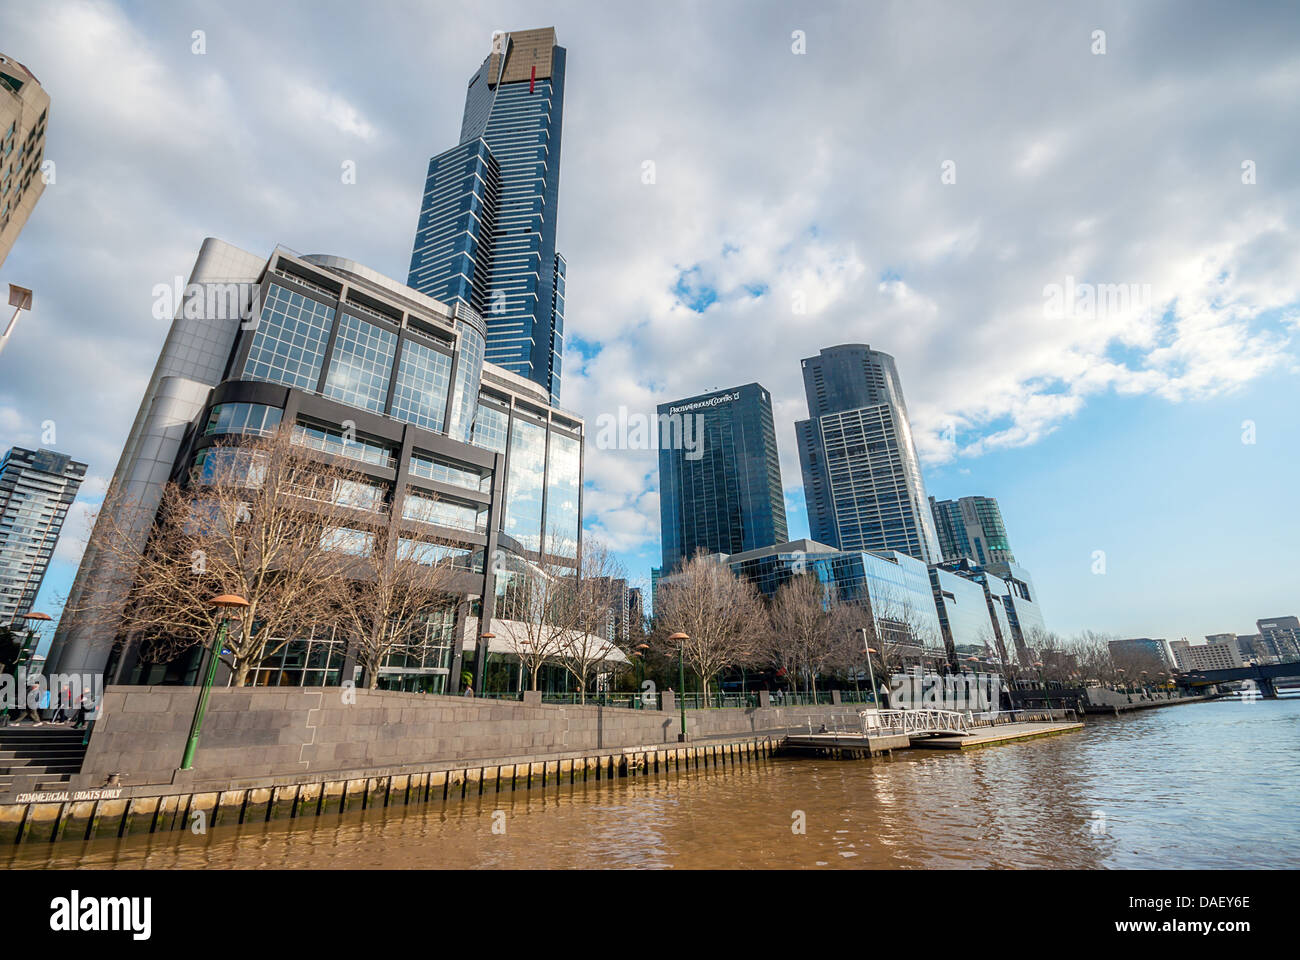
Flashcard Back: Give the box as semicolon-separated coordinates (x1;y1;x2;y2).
493;533;583;692
556;538;628;704
767;574;839;696
75;428;379;685
653;552;765;702
324;535;462;689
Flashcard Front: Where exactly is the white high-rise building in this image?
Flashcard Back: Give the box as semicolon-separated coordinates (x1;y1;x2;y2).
0;447;85;623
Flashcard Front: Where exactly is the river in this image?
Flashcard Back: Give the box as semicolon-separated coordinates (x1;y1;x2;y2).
5;698;1298;869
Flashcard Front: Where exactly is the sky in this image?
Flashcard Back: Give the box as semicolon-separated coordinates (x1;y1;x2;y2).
0;0;1297;653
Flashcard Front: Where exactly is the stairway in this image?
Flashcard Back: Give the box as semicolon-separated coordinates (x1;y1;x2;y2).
0;725;88;793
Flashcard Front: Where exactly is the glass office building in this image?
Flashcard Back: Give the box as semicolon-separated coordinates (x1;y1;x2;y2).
48;241;584;695
408;28;567;405
0;447;86;623
795;344;941;563
658;383;787;574
930;495;1016;565
727;540;943;655
929;565;1003;662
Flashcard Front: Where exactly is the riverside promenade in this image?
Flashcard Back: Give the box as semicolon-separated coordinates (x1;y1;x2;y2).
0;685;876;845
0;685;1083;846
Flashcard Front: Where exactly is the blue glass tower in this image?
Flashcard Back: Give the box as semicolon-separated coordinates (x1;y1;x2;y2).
658;383;788;574
408;28;567;405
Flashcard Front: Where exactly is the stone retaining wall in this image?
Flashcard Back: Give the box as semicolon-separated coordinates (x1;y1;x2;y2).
65;685;864;790
0;735;780;845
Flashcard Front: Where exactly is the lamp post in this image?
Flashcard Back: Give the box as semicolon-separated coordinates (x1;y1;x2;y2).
15;611;51;670
668;632;689;741
1034;661;1053;715
860;628;880;707
180;594;248;771
635;642;650;708
0;284;34;358
476;630;496;696
0;611;50;725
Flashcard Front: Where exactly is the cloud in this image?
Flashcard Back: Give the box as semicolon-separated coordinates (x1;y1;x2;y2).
0;0;1297;577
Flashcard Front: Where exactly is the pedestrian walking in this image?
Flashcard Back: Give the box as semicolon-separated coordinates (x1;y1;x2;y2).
20;678;43;725
72;687;95;729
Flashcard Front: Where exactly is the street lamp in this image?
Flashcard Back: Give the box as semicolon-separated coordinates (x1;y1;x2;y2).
668;632;689;741
180;593;249;771
0;611;50;726
1034;661;1053;715
0;284;33;358
860;628;881;707
15;611;51;669
476;630;496;696
634;642;650;708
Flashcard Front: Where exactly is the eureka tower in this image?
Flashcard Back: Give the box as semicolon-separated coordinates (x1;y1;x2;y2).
408;27;567;405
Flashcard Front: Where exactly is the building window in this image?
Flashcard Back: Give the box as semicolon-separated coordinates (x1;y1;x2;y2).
402;488;486;534
204;403;283;438
192;448;268;487
320;525;374;556
471;402;509;454
543;431;580;558
409;452;491;493
390;337;453;433
241;283;336;391
503;417;546;552
291;421;395;468
323;313;397;414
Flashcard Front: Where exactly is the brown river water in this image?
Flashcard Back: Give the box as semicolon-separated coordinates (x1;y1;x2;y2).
5;698;1298;869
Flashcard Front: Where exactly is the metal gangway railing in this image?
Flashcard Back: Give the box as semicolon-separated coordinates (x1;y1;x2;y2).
860;708;971;737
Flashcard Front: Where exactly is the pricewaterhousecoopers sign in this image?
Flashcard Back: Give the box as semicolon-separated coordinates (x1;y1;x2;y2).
668;391;740;416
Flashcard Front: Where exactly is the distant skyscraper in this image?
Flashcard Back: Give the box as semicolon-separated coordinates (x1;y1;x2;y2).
930;495;1015;566
795;344;940;562
408;27;567;404
1256;616;1300;660
0;447;85;623
658;383;787;574
0;54;49;268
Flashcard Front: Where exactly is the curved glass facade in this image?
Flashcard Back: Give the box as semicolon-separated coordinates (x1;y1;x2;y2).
204;402;282;438
446;317;485;443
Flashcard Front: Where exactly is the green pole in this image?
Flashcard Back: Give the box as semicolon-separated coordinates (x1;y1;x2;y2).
678;640;687;740
180;619;228;771
14;627;37;670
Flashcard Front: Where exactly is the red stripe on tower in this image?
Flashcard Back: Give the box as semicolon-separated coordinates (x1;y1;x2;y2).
530;65;536;93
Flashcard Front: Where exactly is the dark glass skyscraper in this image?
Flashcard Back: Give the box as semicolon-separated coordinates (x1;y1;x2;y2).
795;344;941;562
658;383;787;573
408;28;567;405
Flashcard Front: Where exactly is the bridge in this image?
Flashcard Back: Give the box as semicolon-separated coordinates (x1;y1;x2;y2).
1181;660;1300;699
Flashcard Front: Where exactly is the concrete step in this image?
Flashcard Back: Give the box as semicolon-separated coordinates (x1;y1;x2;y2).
0;756;84;769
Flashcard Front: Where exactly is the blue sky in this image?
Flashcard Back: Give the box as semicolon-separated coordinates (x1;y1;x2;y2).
2;0;1298;654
